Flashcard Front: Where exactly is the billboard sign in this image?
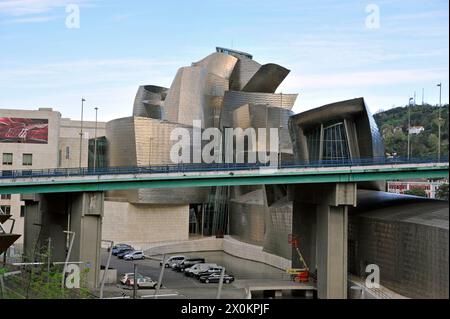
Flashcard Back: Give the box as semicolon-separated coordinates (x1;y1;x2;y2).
0;117;49;144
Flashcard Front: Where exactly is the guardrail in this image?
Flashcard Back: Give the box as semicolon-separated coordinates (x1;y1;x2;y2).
0;156;448;180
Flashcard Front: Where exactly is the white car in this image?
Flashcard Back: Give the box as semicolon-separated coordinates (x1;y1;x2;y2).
120;273;144;285
161;255;185;268
185;263;217;277
124;250;145;261
126;276;158;289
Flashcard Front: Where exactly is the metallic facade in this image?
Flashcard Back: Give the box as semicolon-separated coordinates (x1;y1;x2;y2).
105;116;208;204
348;191;449;299
288;97;385;190
229;188;267;245
242;64;290;93
133;85;168;119
163;52;238;128
221;91;298;128
288;97;385;163
223;52;298;255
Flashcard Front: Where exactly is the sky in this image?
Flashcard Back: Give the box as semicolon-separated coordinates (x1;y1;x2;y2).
0;0;448;122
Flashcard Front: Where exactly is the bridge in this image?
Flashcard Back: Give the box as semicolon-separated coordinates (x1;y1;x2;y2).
0;158;448;195
1;157;448;299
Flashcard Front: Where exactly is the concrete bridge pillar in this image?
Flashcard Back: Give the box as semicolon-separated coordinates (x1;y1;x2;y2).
290;183;357;299
22;192;103;289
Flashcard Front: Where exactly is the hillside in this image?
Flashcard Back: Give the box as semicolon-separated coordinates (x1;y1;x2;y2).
373;104;449;158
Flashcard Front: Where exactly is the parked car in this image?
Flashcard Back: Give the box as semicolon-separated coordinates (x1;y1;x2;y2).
117;248;134;259
199;273;235;284
170;258;186;270
185;263;217;277
126;276;158;289
112;244;133;256
195;266;223;279
174;258;206;272
124;250;145;261
120;272;144;285
160;255;185;268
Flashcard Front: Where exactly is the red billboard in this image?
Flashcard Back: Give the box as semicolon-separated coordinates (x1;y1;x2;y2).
0;117;49;144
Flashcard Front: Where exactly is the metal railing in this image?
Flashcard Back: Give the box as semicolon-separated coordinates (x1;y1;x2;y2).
0;156;448;180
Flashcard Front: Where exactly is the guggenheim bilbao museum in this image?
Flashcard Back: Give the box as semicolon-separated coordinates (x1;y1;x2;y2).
103;48;447;298
1;47;447;298
103;47;384;249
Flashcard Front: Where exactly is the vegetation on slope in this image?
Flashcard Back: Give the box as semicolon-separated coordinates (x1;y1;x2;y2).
373;104;449;158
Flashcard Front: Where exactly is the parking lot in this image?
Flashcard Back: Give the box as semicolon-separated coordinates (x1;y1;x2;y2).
101;250;288;299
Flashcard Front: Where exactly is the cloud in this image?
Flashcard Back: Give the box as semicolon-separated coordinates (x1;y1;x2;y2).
0;0;74;16
279;68;449;91
2;15;60;24
0;58;180;88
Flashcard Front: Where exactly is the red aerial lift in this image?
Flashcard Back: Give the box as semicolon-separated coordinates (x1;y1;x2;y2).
286;234;309;283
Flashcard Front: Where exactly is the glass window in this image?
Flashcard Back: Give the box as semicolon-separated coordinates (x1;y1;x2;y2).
306;122;350;163
65;146;70;160
2;153;13;165
23;153;33;166
0;205;11;214
20;206;26;217
322;122;350;161
1;194;12;200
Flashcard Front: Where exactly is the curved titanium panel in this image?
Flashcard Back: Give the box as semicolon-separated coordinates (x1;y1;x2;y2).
229;56;261;91
163;66;208;126
232;104;294;154
133;85;168;119
242;63;290;93
288;97;385;159
262;198;293;259
288;97;386;190
229;188;267;246
222;91;298;128
192;52;238;79
105;117;208;204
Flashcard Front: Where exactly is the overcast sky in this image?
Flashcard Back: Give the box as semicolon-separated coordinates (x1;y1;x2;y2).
0;0;448;121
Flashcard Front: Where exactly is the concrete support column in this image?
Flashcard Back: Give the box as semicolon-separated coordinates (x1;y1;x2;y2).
289;183;356;299
316;204;348;299
22;192;103;289
69;192;104;288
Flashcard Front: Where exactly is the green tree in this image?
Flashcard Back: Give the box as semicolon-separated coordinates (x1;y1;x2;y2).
404;189;428;197
374;104;449;158
436;184;449;201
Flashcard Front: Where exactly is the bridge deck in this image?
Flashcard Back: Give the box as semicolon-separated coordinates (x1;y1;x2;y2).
0;162;448;195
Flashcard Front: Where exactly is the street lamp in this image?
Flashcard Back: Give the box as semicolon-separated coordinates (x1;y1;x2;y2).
93;107;98;171
79;98;86;169
407;97;413;160
437;83;442;161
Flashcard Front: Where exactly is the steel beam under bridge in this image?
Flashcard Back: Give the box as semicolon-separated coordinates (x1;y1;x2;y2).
0;163;448;195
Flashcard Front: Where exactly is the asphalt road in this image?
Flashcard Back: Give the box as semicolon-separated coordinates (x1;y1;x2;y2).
101;250;286;299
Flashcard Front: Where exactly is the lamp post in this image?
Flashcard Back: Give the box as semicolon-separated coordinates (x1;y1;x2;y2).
437;83;442;161
93;107;98;171
79;98;86;169
407;97;413;160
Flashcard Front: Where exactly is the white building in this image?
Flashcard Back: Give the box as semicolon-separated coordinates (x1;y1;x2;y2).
409;126;425;135
0;108;106;245
387;179;448;199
